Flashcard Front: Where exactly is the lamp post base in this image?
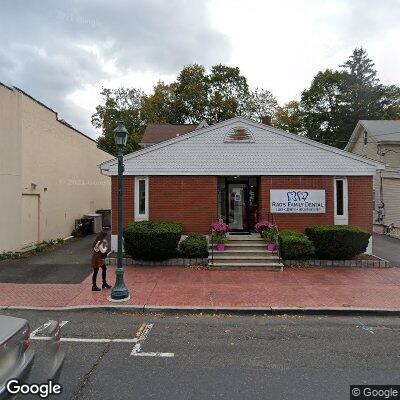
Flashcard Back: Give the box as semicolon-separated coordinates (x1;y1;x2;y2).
108;294;131;303
110;267;130;301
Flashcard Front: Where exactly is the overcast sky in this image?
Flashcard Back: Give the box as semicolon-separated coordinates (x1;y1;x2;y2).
1;0;399;138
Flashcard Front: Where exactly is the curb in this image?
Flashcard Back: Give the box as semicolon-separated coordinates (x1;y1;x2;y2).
2;304;400;316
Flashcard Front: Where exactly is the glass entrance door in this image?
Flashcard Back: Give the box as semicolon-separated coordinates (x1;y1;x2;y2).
228;183;247;231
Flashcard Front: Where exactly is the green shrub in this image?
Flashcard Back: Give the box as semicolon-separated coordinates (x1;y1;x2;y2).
280;230;305;238
179;234;208;258
124;220;183;260
279;231;313;260
306;225;370;260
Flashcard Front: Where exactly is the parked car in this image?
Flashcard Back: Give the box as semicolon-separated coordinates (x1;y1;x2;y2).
0;316;65;399
0;316;34;398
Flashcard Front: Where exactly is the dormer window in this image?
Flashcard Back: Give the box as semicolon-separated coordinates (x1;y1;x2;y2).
363;131;368;146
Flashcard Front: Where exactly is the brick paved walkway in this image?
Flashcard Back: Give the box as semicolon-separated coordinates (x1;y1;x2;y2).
2;266;400;310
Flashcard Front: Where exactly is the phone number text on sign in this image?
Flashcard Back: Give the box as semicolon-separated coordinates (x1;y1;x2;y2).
270;189;326;213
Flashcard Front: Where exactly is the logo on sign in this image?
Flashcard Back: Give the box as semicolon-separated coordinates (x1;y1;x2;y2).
287;191;309;202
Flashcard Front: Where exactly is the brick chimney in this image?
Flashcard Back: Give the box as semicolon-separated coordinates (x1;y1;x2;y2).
261;116;272;126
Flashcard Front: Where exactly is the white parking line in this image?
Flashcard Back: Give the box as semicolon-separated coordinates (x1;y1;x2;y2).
30;320;52;338
31;321;174;357
59;321;69;328
356;319;375;335
31;337;138;343
130;323;174;358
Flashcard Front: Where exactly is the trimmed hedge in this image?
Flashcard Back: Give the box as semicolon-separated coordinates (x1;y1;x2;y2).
179;234;209;258
306;225;370;260
123;220;183;261
279;231;313;260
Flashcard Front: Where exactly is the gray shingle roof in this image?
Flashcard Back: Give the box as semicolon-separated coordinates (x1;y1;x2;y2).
360;120;400;142
101;117;383;176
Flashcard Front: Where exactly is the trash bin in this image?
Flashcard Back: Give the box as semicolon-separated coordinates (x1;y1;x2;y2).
96;209;111;229
84;214;102;234
80;217;94;236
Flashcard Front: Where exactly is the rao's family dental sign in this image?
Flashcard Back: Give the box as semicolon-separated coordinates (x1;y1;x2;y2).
270;190;326;213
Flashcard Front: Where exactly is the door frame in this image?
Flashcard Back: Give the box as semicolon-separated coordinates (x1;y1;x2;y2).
223;176;259;232
334;177;348;225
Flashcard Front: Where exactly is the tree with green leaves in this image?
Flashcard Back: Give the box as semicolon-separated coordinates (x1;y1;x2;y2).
274;100;304;134
207;64;249;123
141;81;183;124
92;87;144;156
243;88;278;120
299;48;400;148
175;64;209;123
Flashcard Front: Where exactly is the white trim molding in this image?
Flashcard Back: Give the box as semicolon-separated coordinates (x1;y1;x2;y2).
135;176;149;221
334;177;348;225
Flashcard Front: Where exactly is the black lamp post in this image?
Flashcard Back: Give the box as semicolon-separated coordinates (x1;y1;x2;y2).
110;121;130;301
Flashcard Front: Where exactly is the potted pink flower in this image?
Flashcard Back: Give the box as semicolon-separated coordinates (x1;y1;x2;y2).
254;221;277;252
211;220;229;251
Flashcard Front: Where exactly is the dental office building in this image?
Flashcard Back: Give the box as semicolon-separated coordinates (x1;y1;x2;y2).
100;116;383;253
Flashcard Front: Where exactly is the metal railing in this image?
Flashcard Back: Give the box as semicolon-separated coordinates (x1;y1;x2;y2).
210;226;214;265
270;213;282;264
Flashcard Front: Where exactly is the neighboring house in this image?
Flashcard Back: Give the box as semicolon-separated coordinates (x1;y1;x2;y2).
0;82;112;252
345;120;400;238
100;116;383;253
139;121;209;147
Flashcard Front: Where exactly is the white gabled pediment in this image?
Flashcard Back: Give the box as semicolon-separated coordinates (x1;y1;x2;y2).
100;116;383;176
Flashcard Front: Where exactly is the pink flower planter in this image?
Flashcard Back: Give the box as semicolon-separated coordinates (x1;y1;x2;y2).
267;243;276;252
216;244;225;252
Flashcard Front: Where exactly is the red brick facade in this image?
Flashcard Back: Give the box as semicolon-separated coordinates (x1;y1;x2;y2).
111;176;134;234
112;175;373;235
259;175;373;233
112;176;218;234
347;176;373;232
259;176;335;233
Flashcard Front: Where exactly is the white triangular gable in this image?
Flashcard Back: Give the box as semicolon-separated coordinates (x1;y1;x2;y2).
100;117;383;176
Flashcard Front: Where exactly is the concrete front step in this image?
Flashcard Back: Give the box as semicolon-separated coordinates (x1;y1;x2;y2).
210;258;280;265
227;239;264;244
212;243;267;251
210;254;279;260
209;262;283;271
228;235;263;241
209;248;277;256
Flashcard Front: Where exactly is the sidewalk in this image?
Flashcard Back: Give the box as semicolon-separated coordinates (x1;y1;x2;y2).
2;265;400;311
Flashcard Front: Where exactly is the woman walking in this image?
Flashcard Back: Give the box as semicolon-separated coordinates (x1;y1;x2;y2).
91;231;112;291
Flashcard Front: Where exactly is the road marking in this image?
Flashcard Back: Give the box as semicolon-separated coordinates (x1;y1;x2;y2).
30;320;53;338
31;337;138;343
30;321;174;357
59;321;69;328
130;323;174;358
356;320;375;335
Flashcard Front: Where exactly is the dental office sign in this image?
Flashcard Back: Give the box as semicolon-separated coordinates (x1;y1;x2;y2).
270;190;326;213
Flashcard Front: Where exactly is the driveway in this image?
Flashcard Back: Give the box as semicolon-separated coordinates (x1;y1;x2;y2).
373;233;400;267
0;235;97;283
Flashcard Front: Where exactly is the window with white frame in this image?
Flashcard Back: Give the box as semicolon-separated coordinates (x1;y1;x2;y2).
135;176;149;220
334;177;348;225
363;131;368;146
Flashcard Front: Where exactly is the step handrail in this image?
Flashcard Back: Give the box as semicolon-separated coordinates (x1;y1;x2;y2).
210;225;214;266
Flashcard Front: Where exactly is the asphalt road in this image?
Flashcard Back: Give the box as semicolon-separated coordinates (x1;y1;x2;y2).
2;309;400;400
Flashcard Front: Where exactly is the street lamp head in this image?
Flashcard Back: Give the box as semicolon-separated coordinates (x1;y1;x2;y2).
113;121;129;147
